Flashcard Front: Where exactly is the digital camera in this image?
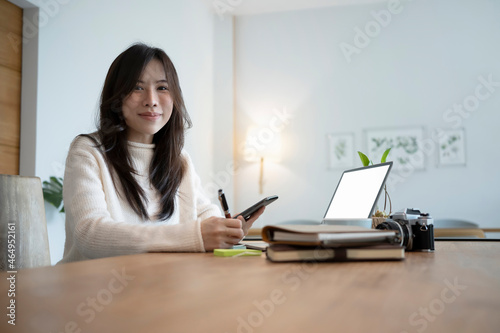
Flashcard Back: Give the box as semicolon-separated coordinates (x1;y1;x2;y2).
375;208;434;252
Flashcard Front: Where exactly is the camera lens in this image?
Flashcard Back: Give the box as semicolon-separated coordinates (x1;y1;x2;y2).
376;220;413;250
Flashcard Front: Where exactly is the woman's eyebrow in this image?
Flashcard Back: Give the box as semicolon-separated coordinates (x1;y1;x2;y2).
136;79;168;84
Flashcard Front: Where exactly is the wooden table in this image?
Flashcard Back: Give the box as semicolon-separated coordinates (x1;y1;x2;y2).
1;241;499;333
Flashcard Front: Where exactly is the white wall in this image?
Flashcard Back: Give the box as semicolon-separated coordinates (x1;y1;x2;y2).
14;0;218;264
233;0;500;228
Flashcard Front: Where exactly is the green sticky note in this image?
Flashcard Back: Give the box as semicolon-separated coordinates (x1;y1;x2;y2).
214;249;262;257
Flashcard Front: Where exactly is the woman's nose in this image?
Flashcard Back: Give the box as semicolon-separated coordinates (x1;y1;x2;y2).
143;90;158;107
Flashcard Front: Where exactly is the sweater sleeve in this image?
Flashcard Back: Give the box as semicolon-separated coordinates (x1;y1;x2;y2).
181;150;223;221
63;137;206;260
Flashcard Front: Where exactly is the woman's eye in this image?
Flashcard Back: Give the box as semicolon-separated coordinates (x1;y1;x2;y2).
158;86;168;91
134;86;143;91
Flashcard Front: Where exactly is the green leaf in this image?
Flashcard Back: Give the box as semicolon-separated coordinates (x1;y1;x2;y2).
358;151;370;166
43;191;62;209
51;176;63;187
42;177;64;212
381;148;392;163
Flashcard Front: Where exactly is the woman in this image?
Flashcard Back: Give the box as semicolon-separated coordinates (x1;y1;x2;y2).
59;43;263;263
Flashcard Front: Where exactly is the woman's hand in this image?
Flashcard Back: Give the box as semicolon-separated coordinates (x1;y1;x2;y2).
201;216;244;251
237;206;265;236
200;207;265;251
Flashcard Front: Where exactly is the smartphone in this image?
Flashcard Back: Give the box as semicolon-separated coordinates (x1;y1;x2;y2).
237;195;278;221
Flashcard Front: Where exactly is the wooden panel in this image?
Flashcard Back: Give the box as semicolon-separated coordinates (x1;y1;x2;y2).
0;102;20;147
0;27;22;71
0;143;19;175
0;66;21;149
0;66;21;148
0;0;23;36
0;0;21;176
0;66;21;106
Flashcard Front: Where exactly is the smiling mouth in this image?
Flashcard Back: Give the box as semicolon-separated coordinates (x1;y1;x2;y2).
139;112;162;120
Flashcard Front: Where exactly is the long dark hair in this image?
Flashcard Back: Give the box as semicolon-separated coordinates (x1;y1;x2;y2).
94;43;192;221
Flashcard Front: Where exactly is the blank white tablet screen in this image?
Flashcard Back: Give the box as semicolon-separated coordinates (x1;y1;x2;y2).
324;164;391;219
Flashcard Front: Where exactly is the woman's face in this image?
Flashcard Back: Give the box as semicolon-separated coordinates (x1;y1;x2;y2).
121;59;173;144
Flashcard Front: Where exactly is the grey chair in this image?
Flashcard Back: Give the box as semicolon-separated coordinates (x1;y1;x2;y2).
434;219;479;229
0;174;51;270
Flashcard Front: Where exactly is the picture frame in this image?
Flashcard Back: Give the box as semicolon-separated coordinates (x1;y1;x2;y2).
327;133;354;169
365;127;425;170
437;128;466;166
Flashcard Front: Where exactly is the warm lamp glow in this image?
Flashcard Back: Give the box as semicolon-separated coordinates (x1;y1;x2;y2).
243;127;282;194
243;127;282;162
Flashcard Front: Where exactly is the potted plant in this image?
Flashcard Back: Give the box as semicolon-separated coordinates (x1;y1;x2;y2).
357;148;391;227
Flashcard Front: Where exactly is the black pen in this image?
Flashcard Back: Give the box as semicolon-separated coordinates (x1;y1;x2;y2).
218;189;231;219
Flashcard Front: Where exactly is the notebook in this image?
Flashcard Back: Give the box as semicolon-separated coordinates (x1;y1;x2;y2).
266;244;404;262
322;162;392;223
262;224;398;247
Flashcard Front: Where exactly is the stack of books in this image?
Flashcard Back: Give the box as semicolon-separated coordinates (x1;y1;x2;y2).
262;224;404;262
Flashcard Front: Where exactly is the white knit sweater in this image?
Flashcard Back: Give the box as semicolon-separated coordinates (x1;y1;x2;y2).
59;135;221;263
